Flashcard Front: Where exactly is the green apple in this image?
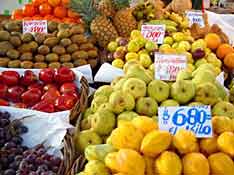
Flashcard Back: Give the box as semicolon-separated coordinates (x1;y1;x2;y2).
161;99;179;107
172;32;185;42
148;80;170;102
206;53;222;68
136;97;158;116
107;41;118;52
191;39;207;52
212;101;234;118
163;36;174;45
91;95;109;112
176;69;192;81
192;70;216;85
83;107;93;119
125;52;139;61
145;40;158;52
139;53;152;68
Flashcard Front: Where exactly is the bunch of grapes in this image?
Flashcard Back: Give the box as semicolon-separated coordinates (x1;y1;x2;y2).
0;111;62;175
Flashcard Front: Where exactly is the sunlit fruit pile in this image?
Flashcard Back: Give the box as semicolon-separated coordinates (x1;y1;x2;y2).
0;67;80;113
11;0;81;24
0;20;98;69
0;111;62;174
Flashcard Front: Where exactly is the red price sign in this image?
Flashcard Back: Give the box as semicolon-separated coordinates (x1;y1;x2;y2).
141;25;166;44
23;20;48;34
155;53;187;81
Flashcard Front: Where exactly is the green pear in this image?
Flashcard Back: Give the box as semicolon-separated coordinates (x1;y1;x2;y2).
136;97;158;116
126;65;153;84
109;90;135;114
81;115;95;130
212;101;234;118
111;77;127;91
171;80;196;104
214;81;227;100
147;80;170;102
84;160;110;175
192;70;216;85
195;82;219;106
161;99;180;107
91;109;116;135
123;59;140;73
97;103;113;112
118;111;139;122
195;58;207;68
176;69;192;81
122;78;147;99
192;63;216;77
83;107;93;119
94;85;113;99
91;95;109;112
188;102;204;107
85;144;116;162
75;130;102;153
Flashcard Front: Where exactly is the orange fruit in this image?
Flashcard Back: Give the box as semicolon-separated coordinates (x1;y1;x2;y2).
11;9;23;20
54;6;67;18
224;53;234;69
205;33;222;50
216;44;234;59
39;3;52;16
48;0;61;7
61;0;70;7
32;0;47;7
67;9;80;18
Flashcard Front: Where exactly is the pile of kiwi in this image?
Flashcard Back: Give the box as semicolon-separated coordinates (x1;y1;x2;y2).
0;20;98;69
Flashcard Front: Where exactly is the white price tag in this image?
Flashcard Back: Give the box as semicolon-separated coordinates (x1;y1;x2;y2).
141;25;166;44
23;20;48;34
158;106;213;138
155;53;187;81
186;10;205;27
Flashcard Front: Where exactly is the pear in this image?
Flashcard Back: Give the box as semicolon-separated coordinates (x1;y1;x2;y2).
192;70;216;86
147;80;170;102
214;81;227;100
111;77;127;91
85;144;116;162
195;82;219;106
84;160;110;175
136;97;158;117
83;107;93;119
91;109;116;135
75;130;102;152
176;69;192;81
91;95;109;112
118;111;139;122
171;80;196;104
212;101;234;118
122;78;146;99
81;115;95;130
94;85;113;99
195;58;208;68
109;90;135;114
192;63;216;77
126;65;153;84
97;103;113;112
161;99;180;107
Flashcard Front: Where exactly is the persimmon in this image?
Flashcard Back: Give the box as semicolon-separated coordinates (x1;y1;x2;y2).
44;15;54;20
67;9;80;18
205;33;222;50
61;0;70;7
63;17;75;24
54;6;67;18
216;44;234;59
48;0;61;7
32;0;47;7
224;53;234;69
22;4;36;17
11;9;23;20
39;3;52;16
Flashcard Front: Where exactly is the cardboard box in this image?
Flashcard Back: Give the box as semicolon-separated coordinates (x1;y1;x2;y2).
0;0;31;15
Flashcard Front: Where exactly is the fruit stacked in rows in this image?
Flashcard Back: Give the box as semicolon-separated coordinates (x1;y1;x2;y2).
0;111;62;175
0;67;80;113
78;116;234;175
12;0;81;24
0;20;98;69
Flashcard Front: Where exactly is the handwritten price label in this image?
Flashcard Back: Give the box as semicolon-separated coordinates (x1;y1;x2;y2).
186;10;205;27
158;106;213;138
23;20;48;34
154;53;187;81
141;25;166;44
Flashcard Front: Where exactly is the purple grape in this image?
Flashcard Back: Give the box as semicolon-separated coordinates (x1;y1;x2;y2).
37;148;46;156
51;157;61;166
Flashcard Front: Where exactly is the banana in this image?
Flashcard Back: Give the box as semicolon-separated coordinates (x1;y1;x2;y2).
166;25;177;32
148;19;178;27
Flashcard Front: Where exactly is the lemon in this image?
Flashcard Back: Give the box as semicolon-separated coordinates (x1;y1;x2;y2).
217;132;234;157
132;116;157;135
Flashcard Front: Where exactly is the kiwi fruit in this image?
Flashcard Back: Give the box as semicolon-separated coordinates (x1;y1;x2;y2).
72;51;88;60
0;31;10;41
48;21;58;33
10;31;21;37
6;49;20;59
66;44;78;53
62;62;74;68
60;54;71;63
20;61;33;69
46;53;59;62
21;33;34;43
4;21;21;32
58;23;70;31
9;36;22;47
0;57;10;67
48;62;61;68
52;45;66;55
70;25;85;34
88;59;98;69
71;34;87;44
57;29;71;39
44;37;59;47
80;43;94;51
87;50;98;58
34;33;46;44
34;55;45;62
0;41;13;56
34;62;48;69
38;45;50;55
20;52;33;61
18;44;33;53
73;59;88;67
60;38;72;47
28;41;39;52
8;60;21;68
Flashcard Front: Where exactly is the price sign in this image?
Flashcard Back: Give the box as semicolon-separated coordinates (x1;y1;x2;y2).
141;25;166;44
23;20;48;34
158;106;213;138
154;53;187;81
186;10;205;27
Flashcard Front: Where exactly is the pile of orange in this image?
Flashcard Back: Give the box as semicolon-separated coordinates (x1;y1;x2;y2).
11;0;81;24
205;33;234;70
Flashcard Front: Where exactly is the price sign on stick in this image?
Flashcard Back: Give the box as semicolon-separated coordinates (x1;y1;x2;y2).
23;20;48;34
155;53;187;81
186;10;205;27
158;106;213;138
141;25;166;44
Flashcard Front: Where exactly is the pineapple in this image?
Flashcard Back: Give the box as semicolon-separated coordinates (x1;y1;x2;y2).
97;0;116;18
70;0;119;48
